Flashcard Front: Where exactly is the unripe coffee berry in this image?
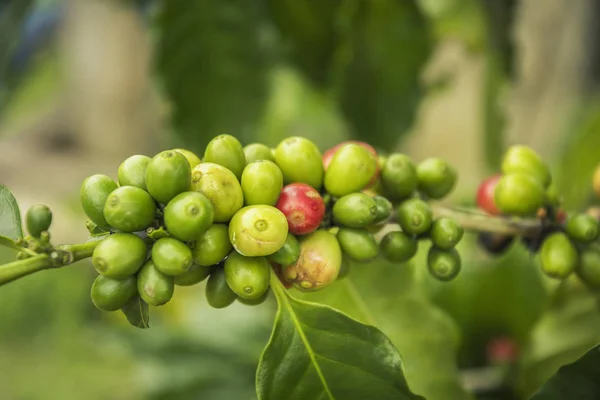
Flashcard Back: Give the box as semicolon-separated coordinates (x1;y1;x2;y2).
427;247;461;281
137;260;175;306
566;213;599;243
540;232;578;280
104;186;157;232
332;193;378;228
501;145;551;188
224;251;271;300
203;134;246;180
381;154;418;200
206;266;237;309
336;228;379;262
416;158;457;200
494;173;545;216
430;217;464;250
191;162;243;222
396;198;433;235
380;231;418;263
25;204;52;238
274;137;324;189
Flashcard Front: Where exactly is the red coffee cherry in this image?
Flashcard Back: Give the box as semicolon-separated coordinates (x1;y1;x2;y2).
275;183;326;235
476;174;502;215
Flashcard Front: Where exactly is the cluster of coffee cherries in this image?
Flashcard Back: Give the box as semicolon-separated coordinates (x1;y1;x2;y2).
79;134;462;314
476;145;600;287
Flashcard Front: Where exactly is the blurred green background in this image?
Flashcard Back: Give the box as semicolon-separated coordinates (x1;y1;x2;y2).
2;0;600;399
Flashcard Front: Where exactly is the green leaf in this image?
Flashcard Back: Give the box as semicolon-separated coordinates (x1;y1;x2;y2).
121;295;150;329
257;274;424;400
530;344;600;400
0;184;23;239
0;235;21;252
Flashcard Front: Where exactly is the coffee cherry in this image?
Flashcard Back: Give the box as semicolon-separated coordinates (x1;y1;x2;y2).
275;183;325;235
191;224;233;266
104;186;157;232
205;266;237;309
25;204;52;238
501;145;551;188
118;155;152;190
92;233;147;279
191;162;243;222
267;233;301;266
90;275;137;311
566;213;599;243
274;137;324;189
237;290;270;306
203;134;246;180
416;158;457;199
381;154;417;200
174;148;201;168
430;217;464;250
137;260;175;306
324;142;379;196
163;191;214;241
476;174;501;215
336;228;378;262
486;337;519;364
145;150;191;204
396;198;433;235
578;248;600;289
229;205;288;257
241;160;283;206
380;231;418;263
427;247;461;281
224;251;271;300
477;232;515;255
494;173;545;216
243;143;275;164
540;232;578;279
332;193;378;228
80;174;118;229
323;140;378;171
151;237;193;276
372;195;393;224
174;264;211;286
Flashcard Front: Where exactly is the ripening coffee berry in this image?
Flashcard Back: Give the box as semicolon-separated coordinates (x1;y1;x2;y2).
163;191;214;241
476;174;501;215
501;145;551;188
173;148;201;168
92;233;147;279
565;213;599;243
372;195;393;224
336;228;379;262
90;275;137;311
267;233;301;266
275;183;325;235
396;198;433;235
118;155;152;190
191;162;243;222
243;143;275;164
381;154;418;200
229;205;288;257
145;150;191;204
151;237;193;277
192;224;233;266
324;143;378;197
427;247;461;282
430;217;464;250
103;186;157;232
494;173;545;216
274;137;324;189
333;193;378;228
80;174;118;229
203;134;246;180
577;248;600;289
540;232;578;280
137;260;175;306
224;251;271;300
25;204;52;238
416;158;457;199
241;160;283;206
205;266;237;309
237;290;270;306
380;231;418;263
174;264;212;286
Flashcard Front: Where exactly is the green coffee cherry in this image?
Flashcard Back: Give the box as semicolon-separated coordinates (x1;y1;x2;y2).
540;232;578;279
80;174;118;229
578;249;600;289
224;251;271;300
90;275;137;311
205;266;237;309
151;237;193;277
103;186;156;232
494;173;545;216
380;231;418;263
336;228;378;262
332;193;378;228
174;264;211;286
502;145;551;188
203;134;246;180
191;162;243;222
192;224;233;266
430;217;464;250
92;233;147;279
174;148;201;168
566;213;599;243
118;155;151;190
243;143;275;164
267;233;301;266
381;154;417;200
427;247;461;281
396;198;433;235
372;195;393;224
145;150;191;204
324;144;378;197
237;290;270;306
274;137;323;189
137;260;175;306
416;158;457;200
25;204;52;238
229;205;288;257
163;191;214;241
241;160;283;206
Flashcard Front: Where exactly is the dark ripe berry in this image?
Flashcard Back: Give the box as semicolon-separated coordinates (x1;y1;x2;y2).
332;193;378;228
224;251;271;300
501;145;551;188
594;163;600;200
380;231;418;263
427;247;461;282
240;160;283;206
540;232;578;280
151;237;193;277
268;233;301;266
324;143;378;197
90;275;137;312
203;134;246;180
243;143;275;164
174;264;211;286
275;183;325;235
565;213;599;243
577;248;600;290
486;337;519;364
137;260;175;306
118;155;152;190
229;205;288;256
430;217;464;250
163;191;214;242
80;174;118;229
206;266;237;309
145;150;191;204
477;232;515;255
173;148;202;168
381;153;418;200
494;173;545;216
25;204;52;238
416;158;457;200
191;162;243;222
192;224;233;266
92;233;147;279
103;186;157;232
396;198;433;235
476;174;501;215
323;141;380;188
336;228;378;262
372;195;393;224
274;137;324;189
